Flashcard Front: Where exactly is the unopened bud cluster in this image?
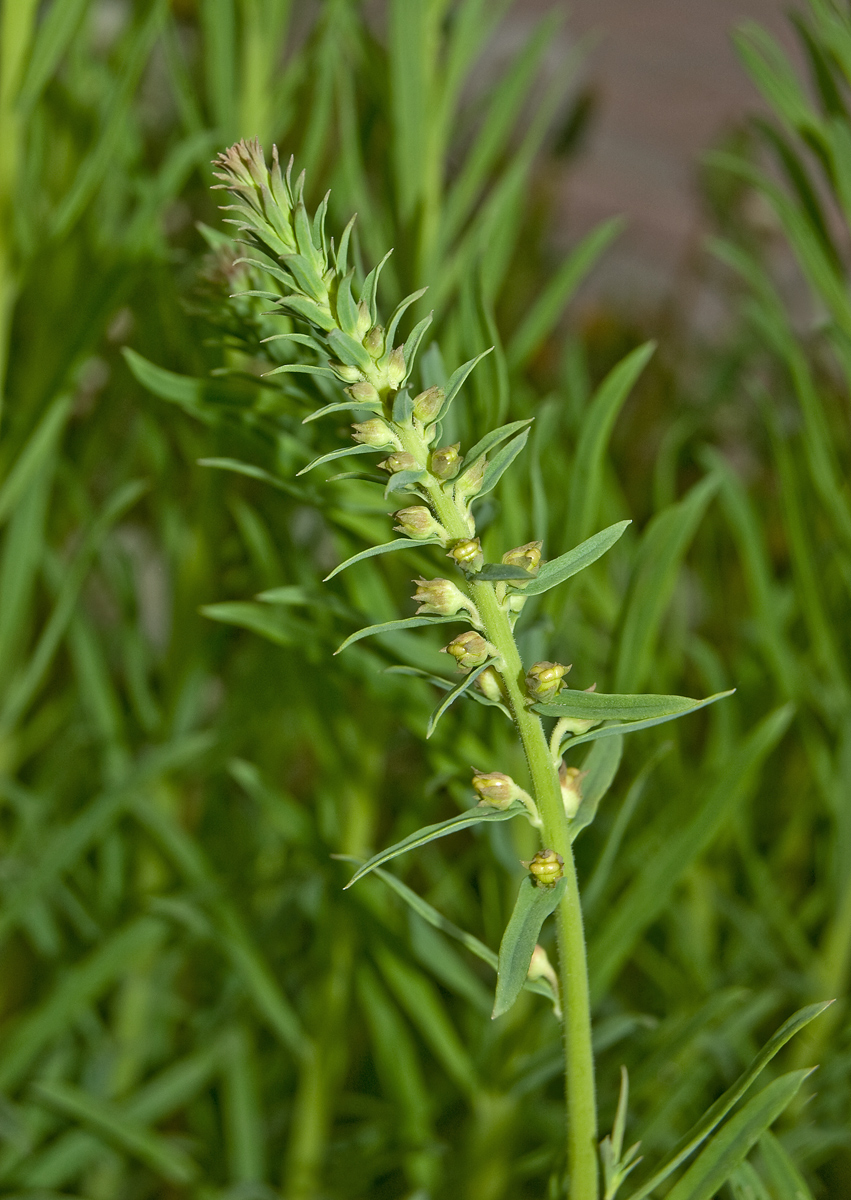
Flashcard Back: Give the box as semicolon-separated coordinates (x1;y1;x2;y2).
447;537;483;573
525;661;571;701
472;770;521;810
412;577;473;618
442;631;493;673
525;848;564;888
393;506;445;541
559;763;585;820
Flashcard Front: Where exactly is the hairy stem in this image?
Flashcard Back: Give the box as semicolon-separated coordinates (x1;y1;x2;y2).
394;421;599;1199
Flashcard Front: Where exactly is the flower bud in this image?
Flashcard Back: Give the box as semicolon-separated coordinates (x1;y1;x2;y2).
347;380;380;405
502;541;543;578
330;362;363;383
559;763;586;820
385;346;407;388
525;848;564;888
412;577;469;617
442;631;492;673
355;299;372;339
393;506;445;541
472;770;519;809
454;455;486;499
377;451;419;474
447;537;483;573
430;442;461;481
351;419;392;447
525;661;571;701
412;386;444;423
363;325;385;357
528;944;561;1017
475;666;505;703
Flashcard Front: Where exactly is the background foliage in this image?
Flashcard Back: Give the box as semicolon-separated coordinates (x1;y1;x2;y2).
0;0;848;1197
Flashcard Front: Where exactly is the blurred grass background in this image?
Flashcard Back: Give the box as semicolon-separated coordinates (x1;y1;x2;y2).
0;0;848;1197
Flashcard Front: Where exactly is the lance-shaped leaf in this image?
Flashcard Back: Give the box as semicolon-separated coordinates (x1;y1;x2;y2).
324;538;441;582
384;469;428;498
402;313;434;375
569;735;623;840
295;443;379;477
426;660;496;738
473;563;536;582
327;328;374;373
263;361;340;380
364;865;558;1007
537;689;726;722
197;457;303;498
343;802;529;888
659;1070;813;1200
477;427;531;496
385;665;512;718
385;287;428;348
624;1002;830;1200
361;248;394;321
442;348;493;417
335;614;471;654
522;521;631;596
493;876;567;1018
538;691;735;752
462;418;534;471
303;397;382;424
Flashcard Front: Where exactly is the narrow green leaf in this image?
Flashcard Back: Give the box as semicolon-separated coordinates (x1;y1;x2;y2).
324;538;440;581
568;735;623;840
477;427;531;496
660;1071;814;1200
295;443;378;476
197;457;302;497
547;692;734;751
384;664;512;718
758;1130;815;1200
625;1003;830;1200
442;348;493;416
426;660;495;738
31;1081;198;1184
567;342;655;544
508;217;624;369
493;876;566;1018
335;614;469;654
474;563;535;582
200;601;304;646
401;312;434;375
0;395;71;527
524;521;631;596
303;397;381;424
536;689;727;722
344;802;529;888
462;418;534;471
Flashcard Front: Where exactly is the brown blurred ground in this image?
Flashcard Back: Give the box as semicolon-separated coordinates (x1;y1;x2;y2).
516;0;800;312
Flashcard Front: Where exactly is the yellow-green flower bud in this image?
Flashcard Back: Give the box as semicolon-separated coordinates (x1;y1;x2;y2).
525;848;564;888
377;451;419;474
525;661;571;701
352;419;392;447
447;537;483;573
412;577;469;617
393;506;445;541
475;666;505;703
559;763;586;820
330;362;363;383
430;442;461;481
528;944;561;1016
363;325;385;357
442;631;492;673
412;386;444;423
355;299;372;339
472;770;519;809
385;346;407;388
502;541;543;578
347;380;380;405
455;455;487;500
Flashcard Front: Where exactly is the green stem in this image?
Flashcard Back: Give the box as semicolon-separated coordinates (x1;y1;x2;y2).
392;422;599;1199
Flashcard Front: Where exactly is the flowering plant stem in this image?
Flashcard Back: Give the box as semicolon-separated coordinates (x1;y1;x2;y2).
398;423;599;1200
